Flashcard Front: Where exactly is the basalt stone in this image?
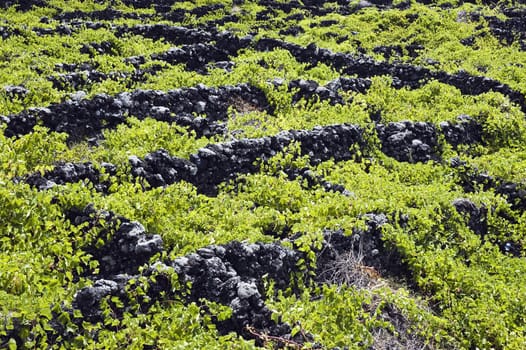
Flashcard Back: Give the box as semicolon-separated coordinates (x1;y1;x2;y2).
55;62;98;72
151;42;239;73
3;85;28;99
200;14;241;28
452;160;526;211
124;55;146;68
72;208;412;345
46;69;145;91
73;278;127;322
156;241;302;342
485;9;526;50
500;241;522;257
2;111;37;137
0;26;14;40
209;60;235;71
367;0;394;7
131;124;363;195
288;79;342;105
453;197;524;256
460;36;476;46
316;213;407;283
289;79;332;103
325;76;372;94
496;181;526;211
376;121;439;163
131;149;198;187
121;0;178;8
452;198;488;237
80;41;119;57
285;13;305;21
48;70;108;90
283;75;373;106
372;44;422;60
451;159;496;193
67;205;163;277
22;161;115;192
292;124;364;164
318;19;339;27
0;0;47;11
4;83;271;141
254;38;526;112
74;238;304;344
440;115;483;147
53;8;148;22
279;25;304;36
285;167;352;196
190;3;225;17
115;24;213;45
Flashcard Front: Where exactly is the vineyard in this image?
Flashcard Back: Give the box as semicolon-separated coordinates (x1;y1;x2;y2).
1;0;526;348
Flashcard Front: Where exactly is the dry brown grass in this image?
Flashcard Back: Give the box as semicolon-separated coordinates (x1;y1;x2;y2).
316;236;437;350
318;247;382;290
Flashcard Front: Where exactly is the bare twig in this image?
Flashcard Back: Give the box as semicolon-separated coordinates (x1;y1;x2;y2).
245;325;304;349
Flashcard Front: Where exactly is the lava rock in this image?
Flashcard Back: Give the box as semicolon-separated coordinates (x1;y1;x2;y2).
0;0;47;11
22;162;114;192
254;38;526;112
440;115;483;147
151;40;241;73
376;121;439;163
73;278;127;322
131;149;198;187
68;205;163;277
285;167;352;196
452;160;526;211
496;181;526;211
3;85;28;99
485;9;526;51
115;24;213;45
74;238;303;344
500;241;522;257
80;41;119;57
71;208;408;345
316;213;407;284
4;83;271;141
279;25;304;36
130;123;363;195
452;198;488;237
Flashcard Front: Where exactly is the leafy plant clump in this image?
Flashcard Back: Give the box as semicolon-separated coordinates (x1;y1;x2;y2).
1;0;526;349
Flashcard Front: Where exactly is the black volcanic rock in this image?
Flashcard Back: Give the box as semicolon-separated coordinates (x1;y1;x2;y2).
130;123;364;195
73;232;303;341
72;207;404;344
452;159;526;211
485;9;526;51
496;181;526;211
440;115;483;147
0;0;46;11
452;198;488;237
67;205;163;277
255;38;526;112
80;41;119;57
376;121;439;163
316;213;407;284
17;124;361;195
452;197;524;256
22;161;115;193
4;83;271;141
3;85;28;99
272;77;371;106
